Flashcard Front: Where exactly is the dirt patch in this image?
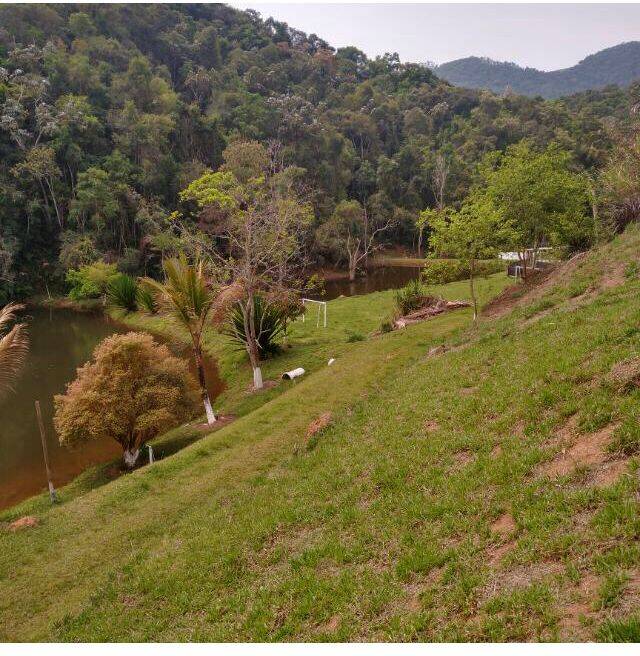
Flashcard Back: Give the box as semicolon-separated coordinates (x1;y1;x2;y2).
460;386;479;396
606;356;640;393
618;570;640;615
316;614;340;634
306;412;333;438
590;459;630;488
600;261;627;289
490;444;503;457
423;419;440;433
245;379;279;394
539;423;618;478
487;540;515;566
253;523;323;572
452;449;474;469
483;253;587;319
491;513;516;536
7;515;38;532
480;560;564;603
120;594;139;608
559;572;599;638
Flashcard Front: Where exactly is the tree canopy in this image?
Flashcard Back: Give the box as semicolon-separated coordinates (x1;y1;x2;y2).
0;4;634;302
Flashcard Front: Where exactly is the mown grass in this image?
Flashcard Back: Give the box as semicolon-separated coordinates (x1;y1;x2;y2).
2;276;507;527
114;274;508;419
3;228;640;642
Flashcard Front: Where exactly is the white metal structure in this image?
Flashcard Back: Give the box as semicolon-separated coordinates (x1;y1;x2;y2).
301;298;327;328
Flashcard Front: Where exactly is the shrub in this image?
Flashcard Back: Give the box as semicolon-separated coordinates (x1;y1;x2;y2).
223;295;287;358
66;261;118;301
346;331;364;343
107;274;138;312
137;282;158;314
379;319;394;333
54;332;200;468
421;258;504;285
116;247;142;275
394;278;429;316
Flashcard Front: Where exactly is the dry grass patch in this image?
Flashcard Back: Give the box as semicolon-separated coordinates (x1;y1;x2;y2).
480;561;564;605
6;516;38;532
306;412;333;439
559;572;600;638
539;423;618;478
491;513;516;537
606;357;640;393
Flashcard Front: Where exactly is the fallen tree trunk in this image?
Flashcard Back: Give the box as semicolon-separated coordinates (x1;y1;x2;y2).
394;299;470;329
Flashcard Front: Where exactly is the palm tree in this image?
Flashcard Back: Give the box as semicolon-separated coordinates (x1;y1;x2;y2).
144;256;217;424
0;303;29;399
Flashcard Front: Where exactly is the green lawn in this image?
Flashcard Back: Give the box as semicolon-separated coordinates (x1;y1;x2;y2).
114;273;509;419
3;230;640;642
2;273;508;521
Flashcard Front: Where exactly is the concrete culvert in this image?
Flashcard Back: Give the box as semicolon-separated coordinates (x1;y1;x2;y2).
282;367;305;380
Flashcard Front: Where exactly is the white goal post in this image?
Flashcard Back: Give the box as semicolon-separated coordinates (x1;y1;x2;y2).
301;298;327;328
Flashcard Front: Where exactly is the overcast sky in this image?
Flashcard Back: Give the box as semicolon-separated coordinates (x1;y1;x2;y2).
228;3;640;71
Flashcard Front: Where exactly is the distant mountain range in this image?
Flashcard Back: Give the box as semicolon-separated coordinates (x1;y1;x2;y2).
432;41;640;99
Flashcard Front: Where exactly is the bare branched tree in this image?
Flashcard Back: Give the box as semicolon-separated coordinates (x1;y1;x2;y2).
431;152;450;212
177;141;313;390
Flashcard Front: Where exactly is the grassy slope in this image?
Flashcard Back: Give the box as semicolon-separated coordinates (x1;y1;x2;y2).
115;275;506;419
3;230;640;642
1;275;505;521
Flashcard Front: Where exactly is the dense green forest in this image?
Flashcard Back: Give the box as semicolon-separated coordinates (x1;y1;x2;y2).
0;3;637;302
433;42;640;99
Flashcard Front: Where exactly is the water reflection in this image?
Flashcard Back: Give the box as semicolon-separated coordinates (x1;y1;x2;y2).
317;265;423;300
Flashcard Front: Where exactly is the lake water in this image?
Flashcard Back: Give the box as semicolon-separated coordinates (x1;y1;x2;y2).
319;265;423;300
0;307;222;511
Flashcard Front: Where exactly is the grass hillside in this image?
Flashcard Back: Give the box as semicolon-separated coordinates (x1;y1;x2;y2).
3;228;640;642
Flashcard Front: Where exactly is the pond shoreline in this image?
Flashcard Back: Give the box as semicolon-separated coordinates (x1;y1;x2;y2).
0;303;222;514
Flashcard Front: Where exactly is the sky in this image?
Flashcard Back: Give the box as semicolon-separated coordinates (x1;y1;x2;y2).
228;3;640;71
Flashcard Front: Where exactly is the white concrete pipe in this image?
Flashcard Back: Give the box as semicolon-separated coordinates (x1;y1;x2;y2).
282;367;305;380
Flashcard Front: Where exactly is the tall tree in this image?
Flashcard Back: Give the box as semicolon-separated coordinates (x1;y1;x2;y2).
429;194;511;323
481;141;591;278
179;141;313;390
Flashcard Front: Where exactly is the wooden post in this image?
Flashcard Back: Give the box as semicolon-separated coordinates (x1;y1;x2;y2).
35;400;57;503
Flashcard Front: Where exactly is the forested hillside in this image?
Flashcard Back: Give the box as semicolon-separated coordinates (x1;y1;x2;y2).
433;42;640;99
0;4;636;302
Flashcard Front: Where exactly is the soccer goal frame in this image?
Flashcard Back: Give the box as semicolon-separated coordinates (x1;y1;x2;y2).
301;298;327;328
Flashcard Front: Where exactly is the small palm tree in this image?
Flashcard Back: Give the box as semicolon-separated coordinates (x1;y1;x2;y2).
143;256;217;424
0;303;29;399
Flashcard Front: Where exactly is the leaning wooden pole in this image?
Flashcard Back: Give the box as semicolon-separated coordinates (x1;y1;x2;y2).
35;400;57;503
